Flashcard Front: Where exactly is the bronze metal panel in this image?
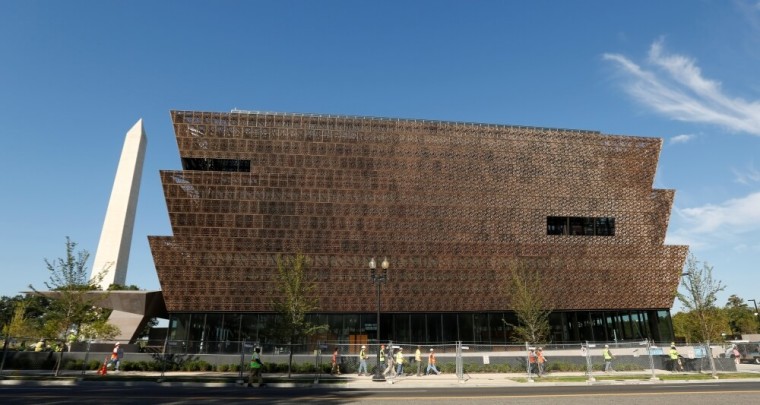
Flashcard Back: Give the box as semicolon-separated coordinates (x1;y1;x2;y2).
149;110;688;313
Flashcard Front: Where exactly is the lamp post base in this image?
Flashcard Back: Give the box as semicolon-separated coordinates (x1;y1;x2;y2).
372;371;386;382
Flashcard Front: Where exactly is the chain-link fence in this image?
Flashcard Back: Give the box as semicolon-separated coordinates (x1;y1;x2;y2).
0;334;742;379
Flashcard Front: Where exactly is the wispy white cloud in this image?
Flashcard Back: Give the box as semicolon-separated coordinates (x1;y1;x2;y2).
669;134;695;145
603;39;760;136
733;162;760;184
666;191;760;250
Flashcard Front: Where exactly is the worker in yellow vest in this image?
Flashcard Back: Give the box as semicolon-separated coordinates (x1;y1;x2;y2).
248;347;263;387
669;345;682;372
395;347;405;376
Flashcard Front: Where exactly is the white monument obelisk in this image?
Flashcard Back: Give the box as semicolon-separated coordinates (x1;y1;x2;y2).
91;119;147;290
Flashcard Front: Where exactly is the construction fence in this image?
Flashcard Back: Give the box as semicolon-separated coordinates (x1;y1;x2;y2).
0;335;741;381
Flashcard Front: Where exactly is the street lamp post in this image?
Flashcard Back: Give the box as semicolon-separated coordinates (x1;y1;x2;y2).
369;257;389;382
748;299;759;332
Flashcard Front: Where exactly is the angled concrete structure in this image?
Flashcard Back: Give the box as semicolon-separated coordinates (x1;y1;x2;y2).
32;290;168;343
91;120;147;289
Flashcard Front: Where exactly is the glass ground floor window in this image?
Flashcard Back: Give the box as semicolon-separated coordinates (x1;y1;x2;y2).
165;309;674;354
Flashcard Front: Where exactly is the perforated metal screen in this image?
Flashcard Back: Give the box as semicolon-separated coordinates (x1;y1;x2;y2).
148;110;687;313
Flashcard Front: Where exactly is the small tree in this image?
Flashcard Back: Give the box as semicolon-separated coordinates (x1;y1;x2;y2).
3;300;40;347
270;253;327;377
504;266;552;344
29;237;118;375
677;253;726;377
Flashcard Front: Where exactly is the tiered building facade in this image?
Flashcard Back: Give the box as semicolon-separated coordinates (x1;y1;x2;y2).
149;110;687;352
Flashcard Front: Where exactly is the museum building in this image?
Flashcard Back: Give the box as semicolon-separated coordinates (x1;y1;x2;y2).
148;110;688;352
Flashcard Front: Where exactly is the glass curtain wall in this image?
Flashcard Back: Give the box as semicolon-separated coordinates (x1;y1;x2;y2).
166;310;674;353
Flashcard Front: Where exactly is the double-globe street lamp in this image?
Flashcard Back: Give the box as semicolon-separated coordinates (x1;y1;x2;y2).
369;257;389;382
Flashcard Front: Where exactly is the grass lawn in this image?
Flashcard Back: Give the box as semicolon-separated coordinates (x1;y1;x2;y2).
510;372;760;383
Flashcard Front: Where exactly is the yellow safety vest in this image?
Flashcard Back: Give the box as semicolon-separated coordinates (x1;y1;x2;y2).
250;354;262;369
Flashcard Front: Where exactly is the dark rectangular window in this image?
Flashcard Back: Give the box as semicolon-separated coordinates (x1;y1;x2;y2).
547;216;567;235
182;157;251;172
569;217;585;235
547;216;615;236
595;217;615;236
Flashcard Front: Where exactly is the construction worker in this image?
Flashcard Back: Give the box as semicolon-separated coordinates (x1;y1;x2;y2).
383;345;394;377
415;346;422;376
426;348;440;375
536;348;547;376
331;347;341;375
528;349;538;375
248;347;263;387
379;344;386;374
603;345;614;372
669;345;682;372
395;347;405;376
358;345;368;376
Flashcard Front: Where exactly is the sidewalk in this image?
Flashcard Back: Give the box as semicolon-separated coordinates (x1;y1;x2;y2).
2;369;759;388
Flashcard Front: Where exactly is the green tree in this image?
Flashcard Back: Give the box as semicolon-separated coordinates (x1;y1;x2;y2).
672;309;730;344
28;237;119;375
724;295;757;338
504;266;551;344
0;295;25;331
677;253;726;377
270;253;328;377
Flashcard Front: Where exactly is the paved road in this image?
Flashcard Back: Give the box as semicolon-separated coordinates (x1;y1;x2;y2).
2;380;760;404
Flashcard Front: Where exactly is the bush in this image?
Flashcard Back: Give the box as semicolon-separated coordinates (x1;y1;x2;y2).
613;362;644;372
546;361;584;372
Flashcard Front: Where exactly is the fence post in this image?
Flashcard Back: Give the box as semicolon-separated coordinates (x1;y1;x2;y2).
584;341;595;382
0;334;10;375
158;334;169;382
645;339;657;381
314;341;321;384
455;341;462;382
238;339;246;384
525;342;533;383
81;340;91;376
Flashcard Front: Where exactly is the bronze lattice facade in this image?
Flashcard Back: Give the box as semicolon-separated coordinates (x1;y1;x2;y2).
149;110;687;345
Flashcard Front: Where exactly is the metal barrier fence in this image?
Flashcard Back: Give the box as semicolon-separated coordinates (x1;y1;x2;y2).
0;335;741;379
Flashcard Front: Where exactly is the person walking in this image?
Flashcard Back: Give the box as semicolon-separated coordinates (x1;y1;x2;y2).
668;344;682;372
415;346;423;376
395;347;405;376
109;342;124;371
357;345;368;376
248;347;263;387
528;349;537;375
536;348;547;376
383;345;394;377
379;344;386;375
603;344;614;372
732;345;741;365
426;348;440;375
331;347;341;375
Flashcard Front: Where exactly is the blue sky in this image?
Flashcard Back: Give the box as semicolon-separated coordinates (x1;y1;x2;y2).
1;1;759;311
